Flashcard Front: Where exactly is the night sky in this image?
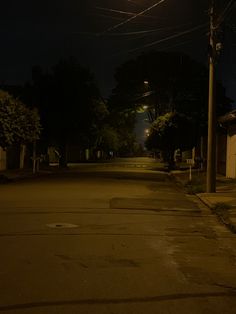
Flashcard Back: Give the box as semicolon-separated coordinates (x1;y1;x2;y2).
1;0;235;101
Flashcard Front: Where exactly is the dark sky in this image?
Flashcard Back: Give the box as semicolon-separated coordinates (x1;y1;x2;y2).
1;0;236;101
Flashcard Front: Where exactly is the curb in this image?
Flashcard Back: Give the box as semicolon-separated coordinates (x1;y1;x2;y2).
0;174;12;184
0;169;58;184
170;171;236;234
196;194;236;234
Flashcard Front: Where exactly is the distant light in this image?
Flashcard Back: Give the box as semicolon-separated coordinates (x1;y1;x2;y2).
145;129;150;136
144;80;149;85
143;105;148;110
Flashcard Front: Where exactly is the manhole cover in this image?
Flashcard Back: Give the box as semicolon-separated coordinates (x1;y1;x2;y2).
46;223;78;229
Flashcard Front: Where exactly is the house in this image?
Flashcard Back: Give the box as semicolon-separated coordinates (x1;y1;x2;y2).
219;109;236;178
0;144;32;172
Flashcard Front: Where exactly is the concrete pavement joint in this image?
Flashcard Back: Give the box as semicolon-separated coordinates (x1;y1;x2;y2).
1;291;236;311
46;223;78;229
0;232;218;238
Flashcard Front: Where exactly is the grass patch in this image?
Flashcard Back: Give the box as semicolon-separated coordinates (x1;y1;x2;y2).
212;203;236;233
212;202;232;221
213;202;232;211
212;202;236;233
187;184;205;194
185;184;205;194
184;178;205;194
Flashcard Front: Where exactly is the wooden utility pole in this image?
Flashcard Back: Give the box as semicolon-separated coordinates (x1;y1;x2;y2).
206;0;216;193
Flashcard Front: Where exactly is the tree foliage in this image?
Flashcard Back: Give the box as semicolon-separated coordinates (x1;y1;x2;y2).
22;57;108;166
146;112;195;150
145;112;197;168
97;126;120;153
111;50;232;160
106;99;138;155
0;90;41;148
111;50;231;125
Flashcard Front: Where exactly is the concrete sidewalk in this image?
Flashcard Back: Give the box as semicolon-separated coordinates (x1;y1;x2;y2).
198;180;236;234
172;170;236;234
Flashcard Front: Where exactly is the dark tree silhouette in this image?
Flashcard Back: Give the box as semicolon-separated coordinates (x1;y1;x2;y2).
110;50;231;161
23;57;107;167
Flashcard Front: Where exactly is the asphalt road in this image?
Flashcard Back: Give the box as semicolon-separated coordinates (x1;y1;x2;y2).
0;158;236;313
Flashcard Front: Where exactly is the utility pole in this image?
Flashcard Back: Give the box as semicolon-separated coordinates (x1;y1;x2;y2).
206;0;216;193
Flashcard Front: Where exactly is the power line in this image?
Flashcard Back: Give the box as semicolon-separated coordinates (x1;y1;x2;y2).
91;12;125;22
127;0;143;7
157;32;208;52
100;0;166;35
73;24;193;39
124;23;208;54
215;0;236;28
227;22;236;33
99;23;194;37
95;7;135;17
94;6;161;20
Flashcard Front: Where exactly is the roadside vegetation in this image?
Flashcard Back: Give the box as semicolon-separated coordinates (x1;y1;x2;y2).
0;90;41;148
110;51;231;169
0;51;232;169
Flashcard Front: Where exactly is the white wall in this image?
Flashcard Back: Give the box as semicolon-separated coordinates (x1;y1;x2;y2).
0;147;7;171
226;126;236;178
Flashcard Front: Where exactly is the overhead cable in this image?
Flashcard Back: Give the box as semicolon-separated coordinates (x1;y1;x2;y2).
124;23;208;54
215;0;236;28
74;24;192;38
95;6;159;19
100;0;166;35
95;7;135;16
158;33;208;52
101;23;193;37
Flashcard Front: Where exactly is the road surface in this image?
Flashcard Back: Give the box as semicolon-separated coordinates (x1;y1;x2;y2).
0;158;236;313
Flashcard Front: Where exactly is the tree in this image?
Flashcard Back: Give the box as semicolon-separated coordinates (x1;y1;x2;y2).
111;50;231;124
110;50;231;161
0;90;41;148
145;112;195;169
106;98;138;156
97;126;120;155
112;52;206;117
23;57;108;167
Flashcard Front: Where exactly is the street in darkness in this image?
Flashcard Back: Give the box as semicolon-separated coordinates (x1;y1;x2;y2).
0;158;236;314
1;1;236;313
